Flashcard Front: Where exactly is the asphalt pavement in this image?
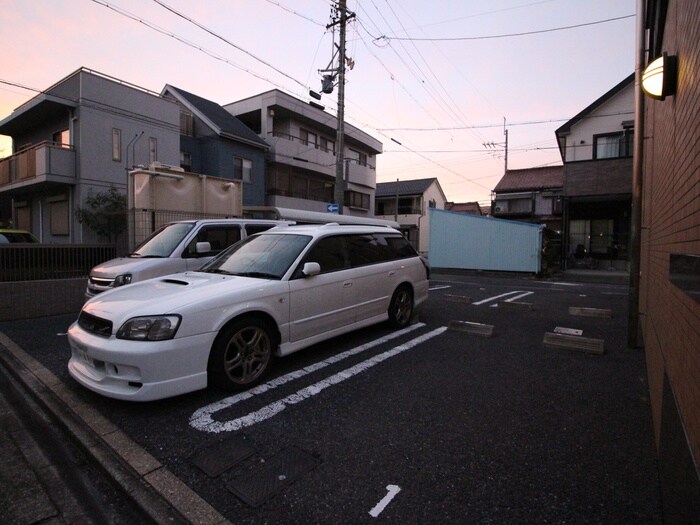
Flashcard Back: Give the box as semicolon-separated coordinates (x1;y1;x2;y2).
0;271;663;524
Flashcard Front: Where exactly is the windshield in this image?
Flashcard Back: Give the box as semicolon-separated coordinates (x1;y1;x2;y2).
131;223;195;258
201;233;311;280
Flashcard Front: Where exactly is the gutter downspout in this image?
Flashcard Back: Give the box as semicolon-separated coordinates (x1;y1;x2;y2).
628;0;646;348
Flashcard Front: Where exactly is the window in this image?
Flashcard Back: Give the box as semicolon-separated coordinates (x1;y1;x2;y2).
180;151;192;172
300;129;317;148
184;225;242;258
233;157;253;183
349;149;368;166
112;128;121;161
303;236;348;274
593;131;634;159
180;111;194;136
48;194;69;236
345;190;370;210
149;138;158;164
14;202;31;231
52;129;70;148
320;136;335;154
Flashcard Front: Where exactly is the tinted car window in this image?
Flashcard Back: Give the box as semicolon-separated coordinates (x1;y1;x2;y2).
244;224;277;236
382;234;418;259
347;234;386;266
303;235;349;274
184;225;242;258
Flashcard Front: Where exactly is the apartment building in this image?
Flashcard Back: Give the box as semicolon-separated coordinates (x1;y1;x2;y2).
225;90;382;217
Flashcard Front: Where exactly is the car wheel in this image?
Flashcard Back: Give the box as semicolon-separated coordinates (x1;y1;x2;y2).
208;317;275;390
388;285;413;328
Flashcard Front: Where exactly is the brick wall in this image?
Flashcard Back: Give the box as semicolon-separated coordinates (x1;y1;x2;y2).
0;278;85;321
639;0;700;516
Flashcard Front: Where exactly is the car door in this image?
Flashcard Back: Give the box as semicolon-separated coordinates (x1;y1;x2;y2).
287;235;356;343
347;233;399;322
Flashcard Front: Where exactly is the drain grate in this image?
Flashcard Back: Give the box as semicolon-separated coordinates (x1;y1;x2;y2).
192;437;255;478
227;447;321;507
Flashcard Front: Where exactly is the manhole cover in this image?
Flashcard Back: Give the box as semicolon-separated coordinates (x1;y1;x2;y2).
192;437;255;478
227;447;321;507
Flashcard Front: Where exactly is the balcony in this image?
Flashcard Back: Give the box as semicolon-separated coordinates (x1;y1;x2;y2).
267;131;375;186
0;141;76;194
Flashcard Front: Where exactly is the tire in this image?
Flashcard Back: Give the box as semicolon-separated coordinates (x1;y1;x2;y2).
388;285;414;328
208;317;275;390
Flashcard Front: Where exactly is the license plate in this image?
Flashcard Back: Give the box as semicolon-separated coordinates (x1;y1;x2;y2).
74;344;93;366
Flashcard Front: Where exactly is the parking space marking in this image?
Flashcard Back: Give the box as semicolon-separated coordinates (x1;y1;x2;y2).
472;290;529;306
504;291;534;302
190;326;447;434
369;485;401;518
429;285;451;291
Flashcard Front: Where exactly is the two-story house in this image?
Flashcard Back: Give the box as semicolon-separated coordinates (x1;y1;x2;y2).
374;177;447;254
225;90;382;218
161;85;270;207
0;68;181;243
0;68;273;244
491;166;563;232
555;73;635;270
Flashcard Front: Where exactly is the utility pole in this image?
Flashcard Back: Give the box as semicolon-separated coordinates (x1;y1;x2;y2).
327;0;354;214
503;117;508;173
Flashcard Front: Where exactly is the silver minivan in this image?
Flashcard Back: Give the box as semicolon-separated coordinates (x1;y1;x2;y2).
86;219;285;298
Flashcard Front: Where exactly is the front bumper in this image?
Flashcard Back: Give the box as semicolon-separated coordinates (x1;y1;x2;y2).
67;323;215;401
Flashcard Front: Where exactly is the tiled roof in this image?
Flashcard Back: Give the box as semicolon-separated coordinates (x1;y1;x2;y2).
445;202;483;215
493;166;563;192
376;178;438;197
165;85;268;149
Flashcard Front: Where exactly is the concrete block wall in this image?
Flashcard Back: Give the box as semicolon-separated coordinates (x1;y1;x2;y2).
0;279;85;321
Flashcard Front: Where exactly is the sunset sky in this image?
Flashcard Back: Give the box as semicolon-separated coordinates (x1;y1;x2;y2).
0;0;636;205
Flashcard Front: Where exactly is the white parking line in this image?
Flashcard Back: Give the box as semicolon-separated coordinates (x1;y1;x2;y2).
429;285;451;291
369;485;401;518
472;290;526;306
504;291;534;302
190;325;447;434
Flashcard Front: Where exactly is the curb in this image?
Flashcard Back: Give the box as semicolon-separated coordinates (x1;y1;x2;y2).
0;331;231;525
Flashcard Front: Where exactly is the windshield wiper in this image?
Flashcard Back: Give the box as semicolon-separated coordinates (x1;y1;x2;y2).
203;268;234;275
235;272;278;279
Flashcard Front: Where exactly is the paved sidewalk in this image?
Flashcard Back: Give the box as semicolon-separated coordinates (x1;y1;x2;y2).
0;332;214;525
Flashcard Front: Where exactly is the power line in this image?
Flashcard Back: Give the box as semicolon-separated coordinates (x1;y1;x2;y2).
151;0;307;89
377;111;634;131
380;14;635;42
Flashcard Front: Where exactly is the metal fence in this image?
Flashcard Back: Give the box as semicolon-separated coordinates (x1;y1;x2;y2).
0;244;116;282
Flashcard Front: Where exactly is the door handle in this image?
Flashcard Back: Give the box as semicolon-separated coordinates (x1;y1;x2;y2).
343;281;353;288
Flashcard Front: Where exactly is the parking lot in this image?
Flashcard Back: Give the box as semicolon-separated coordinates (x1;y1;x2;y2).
0;273;662;524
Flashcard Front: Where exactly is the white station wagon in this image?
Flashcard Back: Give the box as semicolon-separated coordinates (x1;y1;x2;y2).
67;224;430;401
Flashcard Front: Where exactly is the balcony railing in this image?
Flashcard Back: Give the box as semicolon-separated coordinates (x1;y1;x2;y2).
0;141;76;189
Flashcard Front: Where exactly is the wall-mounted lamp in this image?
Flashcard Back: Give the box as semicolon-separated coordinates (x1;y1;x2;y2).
641;52;678;100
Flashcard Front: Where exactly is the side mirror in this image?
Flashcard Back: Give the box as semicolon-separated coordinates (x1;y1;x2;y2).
302;262;321;277
195;241;211;254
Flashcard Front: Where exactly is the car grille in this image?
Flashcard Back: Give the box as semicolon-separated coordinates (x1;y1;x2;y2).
78;311;113;337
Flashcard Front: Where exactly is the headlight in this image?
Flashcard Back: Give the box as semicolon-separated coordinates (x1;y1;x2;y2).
116;315;181;341
113;274;133;287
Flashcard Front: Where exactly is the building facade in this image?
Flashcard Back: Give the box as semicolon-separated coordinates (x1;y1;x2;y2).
556;74;635;271
637;0;700;520
374;177;447;254
491;166;563;232
0;68;180;243
225;90;382;218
